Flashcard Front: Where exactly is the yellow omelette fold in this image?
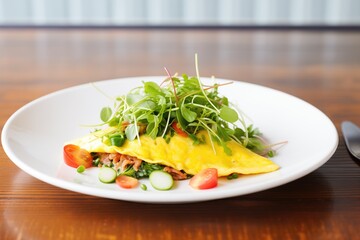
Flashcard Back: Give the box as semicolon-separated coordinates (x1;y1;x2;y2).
68;128;279;176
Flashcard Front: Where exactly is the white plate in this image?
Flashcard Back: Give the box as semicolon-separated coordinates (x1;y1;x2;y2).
1;77;338;203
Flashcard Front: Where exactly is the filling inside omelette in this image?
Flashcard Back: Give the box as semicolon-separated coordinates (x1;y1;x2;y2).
68;127;279;180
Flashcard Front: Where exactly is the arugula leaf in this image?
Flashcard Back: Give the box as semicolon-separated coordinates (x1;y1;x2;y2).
138;100;156;111
221;141;232;155
217;125;231;142
181;104;197;122
176;109;188;131
146;119;159;139
144;81;163;96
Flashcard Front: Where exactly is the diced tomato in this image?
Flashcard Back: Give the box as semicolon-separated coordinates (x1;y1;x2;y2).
171;121;188;137
116;175;139;189
63;144;93;168
189;168;218;190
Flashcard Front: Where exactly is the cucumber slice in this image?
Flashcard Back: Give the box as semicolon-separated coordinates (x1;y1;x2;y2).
149;170;174;190
98;167;117;183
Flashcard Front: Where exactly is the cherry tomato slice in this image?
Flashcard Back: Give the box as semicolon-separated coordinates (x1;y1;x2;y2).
63;144;93;168
116;175;139;189
189;168;218;190
171;121;188;137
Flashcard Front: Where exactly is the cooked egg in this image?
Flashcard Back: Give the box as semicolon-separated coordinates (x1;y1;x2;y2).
68;128;279;176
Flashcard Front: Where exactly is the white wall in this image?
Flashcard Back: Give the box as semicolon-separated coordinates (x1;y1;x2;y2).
0;0;359;26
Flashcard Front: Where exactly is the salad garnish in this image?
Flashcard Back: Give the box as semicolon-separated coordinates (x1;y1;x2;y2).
96;54;275;157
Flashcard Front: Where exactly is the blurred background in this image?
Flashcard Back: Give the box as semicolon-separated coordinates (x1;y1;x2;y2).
0;0;359;27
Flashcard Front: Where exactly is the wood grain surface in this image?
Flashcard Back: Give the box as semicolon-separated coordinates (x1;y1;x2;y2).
1;28;360;240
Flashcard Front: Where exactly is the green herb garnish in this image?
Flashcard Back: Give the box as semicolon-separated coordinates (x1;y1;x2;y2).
121;162;165;179
140;183;148;191
77;165;86;173
227;173;239;180
97;54;273;156
268;150;275;157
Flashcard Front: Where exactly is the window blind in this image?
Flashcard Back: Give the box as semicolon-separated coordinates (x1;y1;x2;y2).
0;0;359;26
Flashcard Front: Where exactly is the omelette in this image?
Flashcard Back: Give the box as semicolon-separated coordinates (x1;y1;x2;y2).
67;127;279;178
64;70;281;183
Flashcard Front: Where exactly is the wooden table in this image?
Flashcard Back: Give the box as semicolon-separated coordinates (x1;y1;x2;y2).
1;28;359;240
